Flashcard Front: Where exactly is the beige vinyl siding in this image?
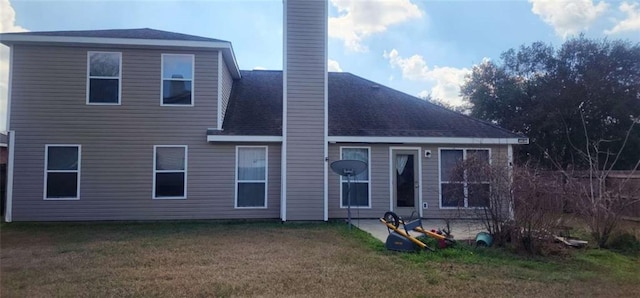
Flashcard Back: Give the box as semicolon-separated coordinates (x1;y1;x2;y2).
328;143;510;219
9;44;280;221
284;0;327;220
219;57;233;123
328;144;390;218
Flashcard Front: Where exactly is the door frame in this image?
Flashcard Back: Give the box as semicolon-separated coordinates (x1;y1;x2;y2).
389;147;423;218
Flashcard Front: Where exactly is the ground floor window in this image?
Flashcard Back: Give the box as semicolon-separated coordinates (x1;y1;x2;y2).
440;148;490;208
340;147;370;207
236;146;267;208
154;145;187;199
44;145;81;200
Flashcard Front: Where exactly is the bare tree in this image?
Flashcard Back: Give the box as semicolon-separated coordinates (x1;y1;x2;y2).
549;113;640;247
451;157;565;252
512;166;566;253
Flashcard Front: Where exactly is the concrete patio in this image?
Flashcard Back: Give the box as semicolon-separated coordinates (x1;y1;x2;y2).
353;219;486;242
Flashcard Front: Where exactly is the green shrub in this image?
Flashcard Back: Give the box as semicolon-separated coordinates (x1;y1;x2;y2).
607;233;640;254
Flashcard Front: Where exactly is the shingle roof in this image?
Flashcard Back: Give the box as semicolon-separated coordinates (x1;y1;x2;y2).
1;28;228;43
212;70;522;139
328;72;520;138
214;70;283;136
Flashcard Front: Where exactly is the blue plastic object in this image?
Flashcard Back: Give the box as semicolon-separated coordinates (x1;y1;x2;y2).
475;232;493;247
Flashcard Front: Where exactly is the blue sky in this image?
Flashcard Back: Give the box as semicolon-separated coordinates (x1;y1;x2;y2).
1;0;640;131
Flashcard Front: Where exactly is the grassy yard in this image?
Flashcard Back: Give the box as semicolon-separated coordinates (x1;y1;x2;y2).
1;221;639;297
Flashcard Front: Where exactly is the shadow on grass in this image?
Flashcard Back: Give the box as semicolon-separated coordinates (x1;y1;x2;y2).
1;220;301;251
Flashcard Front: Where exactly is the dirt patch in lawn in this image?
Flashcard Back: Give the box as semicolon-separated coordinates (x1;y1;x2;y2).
1;222;638;297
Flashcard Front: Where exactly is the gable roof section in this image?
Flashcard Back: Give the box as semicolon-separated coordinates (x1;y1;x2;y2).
0;28;240;79
0;28;227;42
210;70;524;141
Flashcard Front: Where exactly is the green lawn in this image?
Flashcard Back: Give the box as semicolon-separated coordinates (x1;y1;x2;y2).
1;221;639;297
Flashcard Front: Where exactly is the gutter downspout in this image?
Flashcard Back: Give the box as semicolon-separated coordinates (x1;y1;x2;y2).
5;131;15;222
507;144;514;220
280;0;288;222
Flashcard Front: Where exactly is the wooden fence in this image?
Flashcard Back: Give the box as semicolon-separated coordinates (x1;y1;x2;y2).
554;170;640;220
607;171;640;220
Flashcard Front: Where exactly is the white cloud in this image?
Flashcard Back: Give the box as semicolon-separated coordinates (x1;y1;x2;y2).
329;0;423;52
529;0;609;38
383;49;429;80
417;90;429;99
328;59;343;72
383;49;470;106
1;0;28;131
605;1;640;34
424;67;470;107
253;66;267;70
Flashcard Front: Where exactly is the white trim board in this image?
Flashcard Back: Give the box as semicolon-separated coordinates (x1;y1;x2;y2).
207;135;283;143
323;0;329;222
5;45;13;131
328;136;528;145
281;0;289;222
0;34;241;78
217;51;223;130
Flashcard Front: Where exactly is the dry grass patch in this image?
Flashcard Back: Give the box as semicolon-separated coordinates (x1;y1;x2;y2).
1;221;639;297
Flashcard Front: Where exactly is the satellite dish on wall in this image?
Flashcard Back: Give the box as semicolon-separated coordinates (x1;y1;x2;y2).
330;160;367;229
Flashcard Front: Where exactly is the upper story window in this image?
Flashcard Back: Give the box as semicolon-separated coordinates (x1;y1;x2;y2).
161;54;194;106
87;52;121;104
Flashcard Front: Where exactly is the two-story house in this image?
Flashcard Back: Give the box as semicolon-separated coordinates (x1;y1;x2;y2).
1;0;526;222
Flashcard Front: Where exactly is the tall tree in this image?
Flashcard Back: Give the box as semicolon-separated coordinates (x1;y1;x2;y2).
461;36;640;169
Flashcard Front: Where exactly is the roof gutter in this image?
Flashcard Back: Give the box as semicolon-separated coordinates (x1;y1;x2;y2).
207;135;283;142
327;136;529;145
205;135;528;144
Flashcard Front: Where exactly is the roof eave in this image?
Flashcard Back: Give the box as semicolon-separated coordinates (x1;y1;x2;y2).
327;136;529;145
206;135;283;143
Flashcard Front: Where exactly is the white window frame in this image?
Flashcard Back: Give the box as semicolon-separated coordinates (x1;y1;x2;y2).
160;54;195;107
235;146;268;209
86;51;122;105
438;148;492;209
339;146;372;209
153;145;188;199
44;144;81;200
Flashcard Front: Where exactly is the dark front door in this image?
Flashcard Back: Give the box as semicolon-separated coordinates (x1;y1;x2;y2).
393;150;419;218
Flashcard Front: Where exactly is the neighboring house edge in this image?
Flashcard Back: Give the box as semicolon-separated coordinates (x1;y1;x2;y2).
0;0;527;222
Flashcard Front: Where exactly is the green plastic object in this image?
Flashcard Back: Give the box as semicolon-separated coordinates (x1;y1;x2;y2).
475;232;493;247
